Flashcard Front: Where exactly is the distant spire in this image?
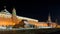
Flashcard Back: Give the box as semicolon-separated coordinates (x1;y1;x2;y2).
55;18;57;23
48;12;52;23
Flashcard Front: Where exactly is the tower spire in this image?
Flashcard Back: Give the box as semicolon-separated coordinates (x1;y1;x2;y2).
12;8;16;16
48;12;52;23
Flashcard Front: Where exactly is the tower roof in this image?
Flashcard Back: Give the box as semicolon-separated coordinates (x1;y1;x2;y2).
12;8;16;15
0;6;11;15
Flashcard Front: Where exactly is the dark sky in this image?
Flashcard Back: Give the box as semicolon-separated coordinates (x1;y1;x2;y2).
0;0;60;23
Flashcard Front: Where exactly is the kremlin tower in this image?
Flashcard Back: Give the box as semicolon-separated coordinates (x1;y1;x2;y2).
12;8;18;24
47;12;52;23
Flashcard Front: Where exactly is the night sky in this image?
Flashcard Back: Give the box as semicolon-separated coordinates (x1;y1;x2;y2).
0;0;60;23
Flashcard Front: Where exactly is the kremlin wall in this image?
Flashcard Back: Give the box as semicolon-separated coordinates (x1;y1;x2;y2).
0;7;60;28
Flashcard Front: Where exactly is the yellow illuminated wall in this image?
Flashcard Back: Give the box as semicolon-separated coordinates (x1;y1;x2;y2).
0;17;15;26
28;21;48;27
0;16;58;28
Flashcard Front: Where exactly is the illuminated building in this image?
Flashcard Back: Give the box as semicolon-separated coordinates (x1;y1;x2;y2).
0;6;59;28
0;6;38;27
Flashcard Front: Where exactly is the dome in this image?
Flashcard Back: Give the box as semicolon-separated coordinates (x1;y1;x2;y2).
0;9;11;15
